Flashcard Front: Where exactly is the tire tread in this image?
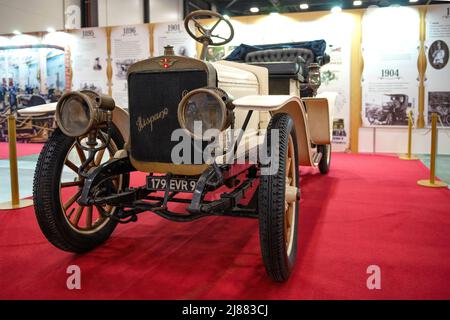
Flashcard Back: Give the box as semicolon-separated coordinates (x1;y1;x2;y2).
259;113;299;282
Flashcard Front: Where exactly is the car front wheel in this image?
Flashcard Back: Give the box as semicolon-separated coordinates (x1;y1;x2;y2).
258;113;300;282
33;127;128;253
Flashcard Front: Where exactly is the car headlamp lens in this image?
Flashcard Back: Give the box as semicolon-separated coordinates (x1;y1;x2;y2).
58;96;92;136
178;88;232;140
183;92;224;133
56;90;114;137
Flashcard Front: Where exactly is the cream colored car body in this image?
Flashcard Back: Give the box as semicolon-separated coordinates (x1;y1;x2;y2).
33;59;333;169
213;60;334;168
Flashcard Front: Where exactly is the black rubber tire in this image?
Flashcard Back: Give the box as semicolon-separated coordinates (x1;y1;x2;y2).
33;126;127;253
258;113;300;282
317;144;331;174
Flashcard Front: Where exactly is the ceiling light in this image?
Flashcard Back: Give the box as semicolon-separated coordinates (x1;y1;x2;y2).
353;0;362;5
12;30;21;35
46;27;56;33
250;7;259;13
300;3;309;10
331;6;342;13
409;0;419;3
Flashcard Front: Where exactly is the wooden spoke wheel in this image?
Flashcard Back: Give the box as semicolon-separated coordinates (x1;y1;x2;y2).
33;127;128;253
60;136;121;234
259;113;300;282
284;136;296;256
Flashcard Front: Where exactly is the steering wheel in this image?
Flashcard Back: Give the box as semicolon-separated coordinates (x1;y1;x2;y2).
184;10;234;47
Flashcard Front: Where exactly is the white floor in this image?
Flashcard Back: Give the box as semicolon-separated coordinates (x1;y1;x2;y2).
0;159;36;203
0;156;76;203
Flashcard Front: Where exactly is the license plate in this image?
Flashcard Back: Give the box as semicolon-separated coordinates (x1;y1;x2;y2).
147;176;197;193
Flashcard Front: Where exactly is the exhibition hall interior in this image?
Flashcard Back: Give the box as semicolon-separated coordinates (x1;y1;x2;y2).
0;0;450;300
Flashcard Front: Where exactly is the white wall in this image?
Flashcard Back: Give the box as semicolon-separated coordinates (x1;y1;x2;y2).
98;0;144;27
0;0;64;34
359;127;450;155
150;0;183;23
0;0;184;33
97;0;184;27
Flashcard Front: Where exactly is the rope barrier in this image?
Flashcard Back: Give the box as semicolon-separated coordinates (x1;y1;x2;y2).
0;106;11;118
0;111;55;145
15;116;32;127
28;124;55;131
437;114;450;139
416;114;450;136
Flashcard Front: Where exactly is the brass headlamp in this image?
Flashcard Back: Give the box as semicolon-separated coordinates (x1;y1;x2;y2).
55;90;115;137
178;88;234;140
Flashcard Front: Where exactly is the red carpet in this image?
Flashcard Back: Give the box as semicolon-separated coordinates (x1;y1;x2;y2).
0;142;44;159
0;153;449;299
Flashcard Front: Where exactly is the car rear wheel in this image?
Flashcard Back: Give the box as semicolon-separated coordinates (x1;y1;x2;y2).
258;113;300;282
317;144;331;174
33;126;128;253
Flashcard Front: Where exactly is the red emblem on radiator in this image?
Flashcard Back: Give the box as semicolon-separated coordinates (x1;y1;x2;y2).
158;57;177;69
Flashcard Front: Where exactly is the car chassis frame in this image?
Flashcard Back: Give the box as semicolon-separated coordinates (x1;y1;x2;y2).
78;110;261;223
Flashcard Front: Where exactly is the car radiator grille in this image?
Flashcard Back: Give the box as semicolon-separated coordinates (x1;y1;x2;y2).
128;70;207;163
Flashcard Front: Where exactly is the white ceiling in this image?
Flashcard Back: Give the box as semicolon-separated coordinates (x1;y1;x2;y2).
0;0;64;34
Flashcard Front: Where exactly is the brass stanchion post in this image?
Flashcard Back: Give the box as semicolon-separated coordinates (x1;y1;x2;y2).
0;114;34;210
400;110;418;160
417;113;448;188
8;115;19;205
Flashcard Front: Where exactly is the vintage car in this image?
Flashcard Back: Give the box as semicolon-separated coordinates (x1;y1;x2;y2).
33;10;334;282
431;105;450;126
366;94;411;126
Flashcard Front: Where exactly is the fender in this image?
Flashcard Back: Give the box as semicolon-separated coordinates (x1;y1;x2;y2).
303;92;337;145
112;105;130;145
233;95;333;167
